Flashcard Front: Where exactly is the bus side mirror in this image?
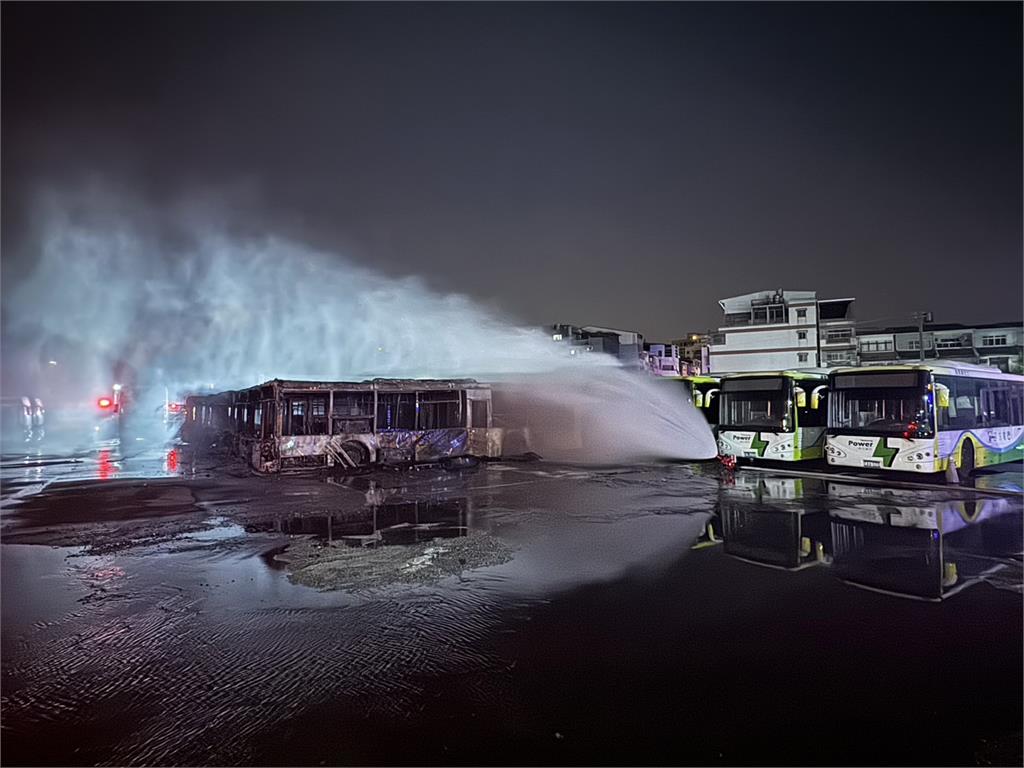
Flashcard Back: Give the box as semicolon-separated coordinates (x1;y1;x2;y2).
794;387;807;408
811;385;828;410
705;388;719;408
693;392;704;408
934;383;950;409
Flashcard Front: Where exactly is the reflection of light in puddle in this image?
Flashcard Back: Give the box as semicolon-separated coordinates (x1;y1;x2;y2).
166;449;179;473
97;449;119;480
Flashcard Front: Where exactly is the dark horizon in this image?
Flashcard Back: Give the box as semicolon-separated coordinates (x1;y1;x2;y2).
3;2;1022;339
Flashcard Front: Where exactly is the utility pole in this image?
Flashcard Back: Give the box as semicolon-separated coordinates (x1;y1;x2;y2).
914;311;933;361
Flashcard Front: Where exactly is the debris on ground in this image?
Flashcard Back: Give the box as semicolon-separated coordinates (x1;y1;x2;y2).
274;532;515;591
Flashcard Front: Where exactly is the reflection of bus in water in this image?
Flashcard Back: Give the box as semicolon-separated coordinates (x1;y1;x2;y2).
826;363;1024;481
828;485;1020;601
660;375;720;435
255;496;470;548
716;371;829;462
716;474;832;570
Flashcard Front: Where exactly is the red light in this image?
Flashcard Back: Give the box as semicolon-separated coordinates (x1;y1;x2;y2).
167;403;184;414
97;397;113;409
903;423;918;440
166;449;179;472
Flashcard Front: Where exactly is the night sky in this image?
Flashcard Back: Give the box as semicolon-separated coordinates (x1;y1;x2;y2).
3;2;1021;338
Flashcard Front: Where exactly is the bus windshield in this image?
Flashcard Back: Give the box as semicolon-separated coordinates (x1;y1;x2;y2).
829;371;934;437
720;378;791;432
693;381;721;425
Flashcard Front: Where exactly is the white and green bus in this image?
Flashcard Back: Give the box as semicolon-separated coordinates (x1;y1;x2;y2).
825;363;1024;480
716;371;830;462
660;375;721;435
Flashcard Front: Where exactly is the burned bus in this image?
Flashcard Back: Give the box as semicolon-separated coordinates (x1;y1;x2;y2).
183;378;502;473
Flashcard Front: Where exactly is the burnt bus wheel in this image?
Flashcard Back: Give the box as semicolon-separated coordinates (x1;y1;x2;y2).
959;441;975;485
338;441;371;469
441;455;481;471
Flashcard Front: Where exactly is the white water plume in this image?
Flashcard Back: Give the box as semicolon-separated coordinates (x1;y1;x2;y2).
3;202;716;462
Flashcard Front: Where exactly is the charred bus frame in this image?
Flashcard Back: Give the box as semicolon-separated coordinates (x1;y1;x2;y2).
183;378;502;472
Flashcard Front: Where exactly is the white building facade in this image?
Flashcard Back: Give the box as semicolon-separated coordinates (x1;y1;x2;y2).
642;343;682;377
858;322;1022;373
708;290;857;374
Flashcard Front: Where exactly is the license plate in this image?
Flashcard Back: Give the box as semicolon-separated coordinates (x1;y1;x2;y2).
743;450;758;458
862;459;881;468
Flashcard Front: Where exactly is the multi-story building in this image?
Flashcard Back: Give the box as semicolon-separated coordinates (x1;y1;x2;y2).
707;290;857;374
671;333;711;375
547;324;645;366
642;343;682;377
579;325;644;364
858;322;1022;373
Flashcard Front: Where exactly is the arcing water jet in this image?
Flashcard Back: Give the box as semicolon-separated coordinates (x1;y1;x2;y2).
3;202;716;461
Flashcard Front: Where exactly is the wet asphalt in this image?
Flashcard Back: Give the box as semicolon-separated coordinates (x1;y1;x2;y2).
1;447;1021;766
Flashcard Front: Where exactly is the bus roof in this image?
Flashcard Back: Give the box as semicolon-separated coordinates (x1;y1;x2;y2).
718;369;830;382
829;363;1023;383
187;377;488;401
657;375;720;384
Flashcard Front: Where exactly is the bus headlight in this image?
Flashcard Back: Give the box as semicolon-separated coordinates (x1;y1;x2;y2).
826;444;847;459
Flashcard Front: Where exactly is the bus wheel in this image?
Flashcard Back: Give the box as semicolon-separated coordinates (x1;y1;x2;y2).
441;455;480;472
339;441;371;469
959;441;975;485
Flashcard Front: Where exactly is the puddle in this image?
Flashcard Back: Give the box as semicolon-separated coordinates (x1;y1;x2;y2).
714;473;1024;600
1;463;1021;767
184;516;247;542
242;496;518;591
247;498;470;549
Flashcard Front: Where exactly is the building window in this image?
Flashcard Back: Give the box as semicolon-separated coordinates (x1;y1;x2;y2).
797;353;808;363
860;340;894;353
935;337;968;349
711;333;725;345
796;309;807;320
797;331;807;341
907;340;920;351
981;334;1008;347
751;304;785;325
826;329;853;343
